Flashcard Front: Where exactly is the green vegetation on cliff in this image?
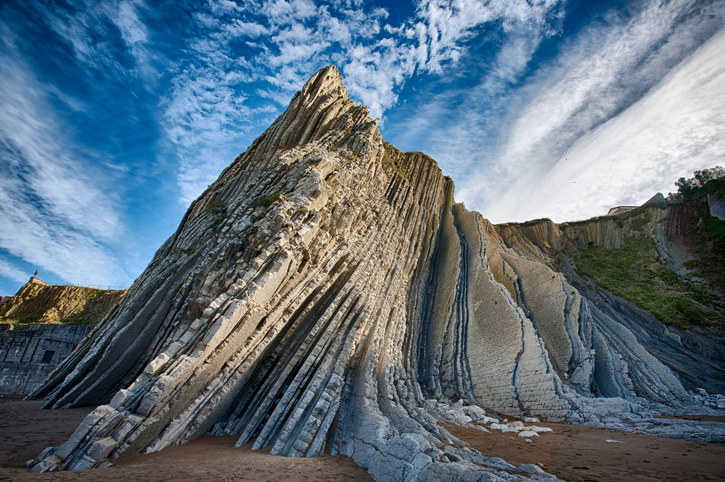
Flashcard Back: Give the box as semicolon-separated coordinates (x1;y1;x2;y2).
571;168;725;328
574;236;723;328
673;166;724;199
381;141;407;177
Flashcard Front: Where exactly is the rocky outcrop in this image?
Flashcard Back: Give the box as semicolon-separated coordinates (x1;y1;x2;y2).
0;278;125;325
27;66;724;479
493;208;725;396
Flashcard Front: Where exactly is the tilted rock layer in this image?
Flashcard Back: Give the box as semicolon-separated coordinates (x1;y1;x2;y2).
29;66;724;480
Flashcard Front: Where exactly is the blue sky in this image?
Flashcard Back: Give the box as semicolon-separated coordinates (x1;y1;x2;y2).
1;0;723;295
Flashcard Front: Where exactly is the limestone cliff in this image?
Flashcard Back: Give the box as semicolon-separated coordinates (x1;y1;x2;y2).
0;278;125;325
28;66;724;480
494;204;725;396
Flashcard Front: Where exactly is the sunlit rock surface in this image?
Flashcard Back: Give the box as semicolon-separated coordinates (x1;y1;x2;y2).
28;66;724;479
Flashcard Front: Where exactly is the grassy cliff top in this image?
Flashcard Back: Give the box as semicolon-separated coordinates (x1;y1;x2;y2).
571;187;725;328
0;278;125;325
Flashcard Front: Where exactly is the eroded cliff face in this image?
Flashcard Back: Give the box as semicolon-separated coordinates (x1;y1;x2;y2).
28;66;724;480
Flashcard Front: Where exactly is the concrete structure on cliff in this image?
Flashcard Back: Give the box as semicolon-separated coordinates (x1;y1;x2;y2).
0;324;94;395
0;278;125;395
27;66;724;480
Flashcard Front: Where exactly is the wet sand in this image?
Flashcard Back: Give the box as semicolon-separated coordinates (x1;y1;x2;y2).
447;420;725;481
0;398;371;481
2;397;724;481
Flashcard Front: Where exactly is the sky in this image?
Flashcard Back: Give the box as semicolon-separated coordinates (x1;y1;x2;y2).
0;0;723;295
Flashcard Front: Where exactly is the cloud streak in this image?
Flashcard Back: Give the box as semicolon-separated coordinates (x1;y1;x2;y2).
445;0;725;222
493;27;725;223
0;30;129;287
0;259;29;286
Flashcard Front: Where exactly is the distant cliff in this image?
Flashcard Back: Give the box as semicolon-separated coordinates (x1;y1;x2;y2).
492;192;725;396
0;279;125;395
495;187;725;330
0;278;126;325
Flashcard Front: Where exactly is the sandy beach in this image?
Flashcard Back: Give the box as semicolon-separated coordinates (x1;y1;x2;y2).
1;397;724;481
0;398;371;481
446;420;725;481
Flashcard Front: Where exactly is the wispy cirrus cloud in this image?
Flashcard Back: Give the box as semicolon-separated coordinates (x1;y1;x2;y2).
422;0;725;222
414;0;561;72
0;258;30;286
0;29;129;287
381;1;562;176
37;0;156;83
487;26;725;223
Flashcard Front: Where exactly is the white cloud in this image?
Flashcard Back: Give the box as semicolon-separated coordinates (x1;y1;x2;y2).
0;52;122;241
380;4;558;175
262;0;317;25
38;1;122;74
414;0;562;72
209;0;248;15
480;25;725;223
0;259;29;286
499;1;696;176
452;0;725;223
0;182;126;287
115;0;148;45
0;36;128;287
224;19;267;38
162;60;264;204
33;0;158;86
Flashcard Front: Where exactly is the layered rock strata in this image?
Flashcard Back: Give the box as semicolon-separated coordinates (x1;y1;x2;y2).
494;210;725;396
29;66;724;479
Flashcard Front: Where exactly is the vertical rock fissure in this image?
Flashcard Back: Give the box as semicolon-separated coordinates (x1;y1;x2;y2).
451;225;476;402
510;277;528;415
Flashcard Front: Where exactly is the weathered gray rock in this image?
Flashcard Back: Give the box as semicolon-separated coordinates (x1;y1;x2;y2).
27;66;724;479
708;189;725;220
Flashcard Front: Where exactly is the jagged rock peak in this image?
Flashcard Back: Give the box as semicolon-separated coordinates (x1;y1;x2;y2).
295;64;347;106
179;63;381;236
242;64;378;164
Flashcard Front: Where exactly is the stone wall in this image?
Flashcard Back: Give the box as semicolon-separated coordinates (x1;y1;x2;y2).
0;324;93;395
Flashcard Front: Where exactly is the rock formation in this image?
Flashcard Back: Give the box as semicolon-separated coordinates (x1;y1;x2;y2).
27;66;724;480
